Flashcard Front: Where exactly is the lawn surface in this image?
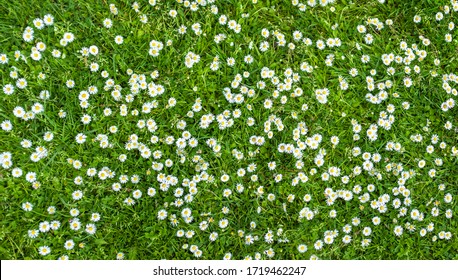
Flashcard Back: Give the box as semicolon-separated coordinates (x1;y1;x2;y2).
0;0;457;260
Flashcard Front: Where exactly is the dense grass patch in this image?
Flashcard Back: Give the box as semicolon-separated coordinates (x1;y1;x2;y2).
0;0;457;260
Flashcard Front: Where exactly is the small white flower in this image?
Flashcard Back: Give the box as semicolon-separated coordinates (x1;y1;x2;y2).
38;246;51;256
72;190;83;200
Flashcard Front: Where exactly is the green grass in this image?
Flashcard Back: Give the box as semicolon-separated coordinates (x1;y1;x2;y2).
0;0;457;260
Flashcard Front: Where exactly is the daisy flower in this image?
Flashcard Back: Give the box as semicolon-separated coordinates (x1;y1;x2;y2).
103;18;113;28
38;246;51;256
115;35;124;44
22;202;33;211
72;190;83;200
43;14;54;25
